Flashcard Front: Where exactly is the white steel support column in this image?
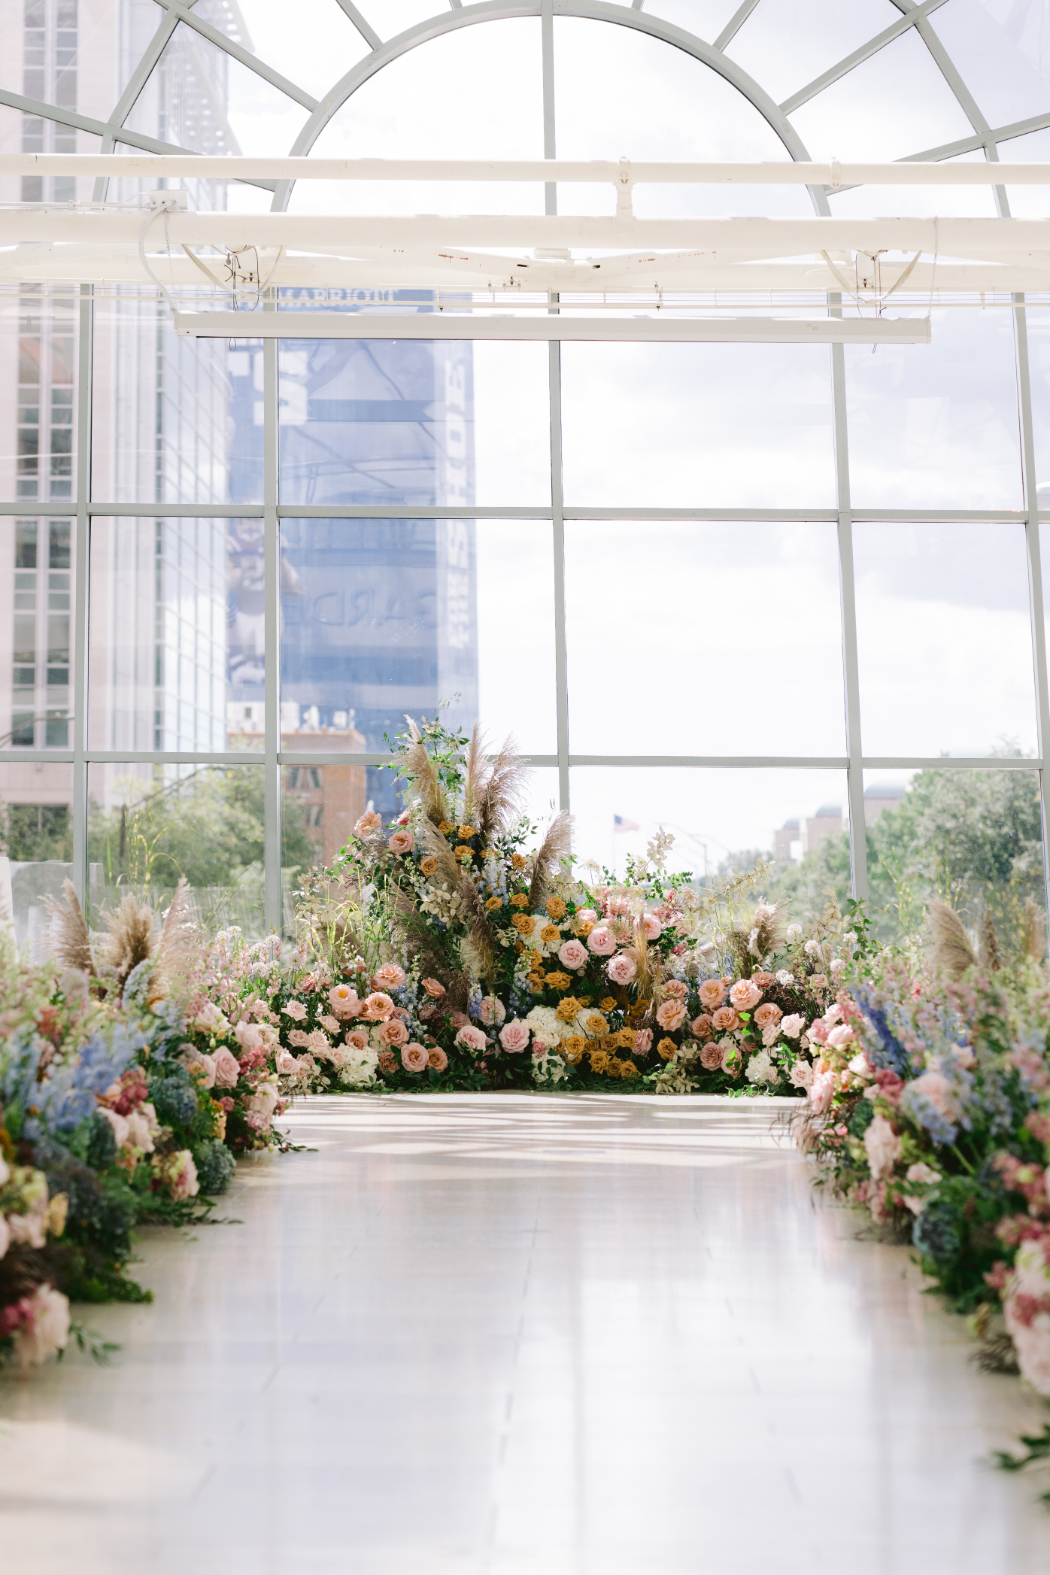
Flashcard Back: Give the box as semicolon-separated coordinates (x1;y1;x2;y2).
263;326;282;933
550;345;570;816
831;331;868;901
72;284;92;908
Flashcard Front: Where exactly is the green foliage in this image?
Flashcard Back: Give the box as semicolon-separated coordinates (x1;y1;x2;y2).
0;802;72;862
911;1171;1020;1314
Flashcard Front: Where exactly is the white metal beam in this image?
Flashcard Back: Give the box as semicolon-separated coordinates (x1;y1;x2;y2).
172;311;932;343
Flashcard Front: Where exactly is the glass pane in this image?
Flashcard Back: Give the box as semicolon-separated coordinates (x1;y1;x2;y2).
862;765;1045;948
999;125;1050;219
569;766;850;907
355;1;446;38
87;762;267;937
0;106;101;204
789;28;974;161
554;18;813;219
0;762;74;960
561;342;836;509
295;20;544;217
91;297;263;505
0;286;78;505
845;307;1022;509
1;516;75;751
232;0;370;101
565;520;845;755
931;0;1050;130
643;2;752;40
1027;309;1050;501
279;517;557;760
89;518;260;754
727;0;898;109
853;521;1037;758
277;336;550;508
827;148;998;218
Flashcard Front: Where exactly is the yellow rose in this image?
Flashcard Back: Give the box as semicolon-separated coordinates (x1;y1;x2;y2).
420;856;439;877
545;897;567;921
619;1059;640;1079
484;894;502;911
544;971;571;992
540;924;561;944
658;1037;677;1060
562;1035;586;1062
455;845;474;862
618;1027;637;1051
458;825;477;839
510;893;529;908
574;918;594;938
583;1012;608;1037
511;913;535;936
589;1050;611;1074
556;996;584;1021
438;821;453;835
606;1057;625;1079
527;976;544;992
514;939;526;954
599;996;617;1012
511;853;526;870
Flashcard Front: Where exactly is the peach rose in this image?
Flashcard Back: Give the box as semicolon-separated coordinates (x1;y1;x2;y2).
656;999;687;1031
690;1014;713;1040
401;1043;429;1072
729;979;762;1012
377;1050;396;1073
362;991;395;1021
423;978;446;999
428;1046;449;1071
328;983;359;1017
388;829;415;855
607;952;637;986
346;1029;370;1050
711;1006;740;1032
753;1002;782;1031
212;1047;241;1087
663;979;688;1001
698;979;727;1010
354;810;382;836
499;1021;531;1053
700;1043;723;1071
752;971;775;988
558;939;588;970
373;963;407;991
379;1018;409;1047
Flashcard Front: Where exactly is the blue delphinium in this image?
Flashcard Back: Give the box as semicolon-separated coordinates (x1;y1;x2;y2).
27;1024;148;1136
899;1086;959;1147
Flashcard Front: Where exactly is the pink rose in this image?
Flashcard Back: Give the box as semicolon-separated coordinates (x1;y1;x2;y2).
808;1070;835;1112
908;1070;962;1123
377;1050;396;1073
282;999;307;1022
450;1011;470;1029
781;1014;806;1040
700;1043;723;1070
354;810;382;836
656;999;686;1031
379;1018;409;1047
276;1049;305;1075
634;1028;652;1054
753;1002;782;1031
319;1014;341;1034
428;1047;449;1071
478;996;506;1027
698;979;727;1010
789;1060;814;1090
234;1021;263;1052
288;1028;310;1048
826;1023;855;1049
212;1048;241;1087
587;924;617;957
642;913;662;940
374;963;407;991
711;1006;740;1032
456;1023;488;1052
362;992;395;1021
864;1114;901;1181
388;829;415;855
346;1029;370;1050
499;1020;531;1053
307;1029;332;1056
558;939;588;970
328;983;360;1017
401;1043;429;1072
729;979;762;1012
606;952;637;986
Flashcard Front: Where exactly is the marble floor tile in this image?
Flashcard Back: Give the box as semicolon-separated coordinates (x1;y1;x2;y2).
2;1093;1050;1573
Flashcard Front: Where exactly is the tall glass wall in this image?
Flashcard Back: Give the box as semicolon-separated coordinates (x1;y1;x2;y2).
1;0;1048;948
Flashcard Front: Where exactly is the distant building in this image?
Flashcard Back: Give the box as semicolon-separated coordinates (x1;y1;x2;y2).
864;782;907;824
774;785;907;863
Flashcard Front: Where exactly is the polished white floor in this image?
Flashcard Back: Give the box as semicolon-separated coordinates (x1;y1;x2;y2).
3;1094;1050;1574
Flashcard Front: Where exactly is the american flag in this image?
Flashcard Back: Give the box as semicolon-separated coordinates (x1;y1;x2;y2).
613;814;641;833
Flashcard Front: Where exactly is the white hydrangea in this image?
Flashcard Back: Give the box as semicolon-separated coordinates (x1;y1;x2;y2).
524;1005;563;1046
532;1052;569;1086
745;1048;778;1085
339;1048;380;1088
785;924;803;941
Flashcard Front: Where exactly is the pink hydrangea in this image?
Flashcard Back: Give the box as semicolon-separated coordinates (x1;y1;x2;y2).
606;952;637;986
808;1070;835;1112
499;1020;531;1053
558;939;588;970
10;1284;70;1369
587;924;617;957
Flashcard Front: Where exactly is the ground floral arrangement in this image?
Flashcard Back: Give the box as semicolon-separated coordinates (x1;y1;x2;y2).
4;717;1050;1503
